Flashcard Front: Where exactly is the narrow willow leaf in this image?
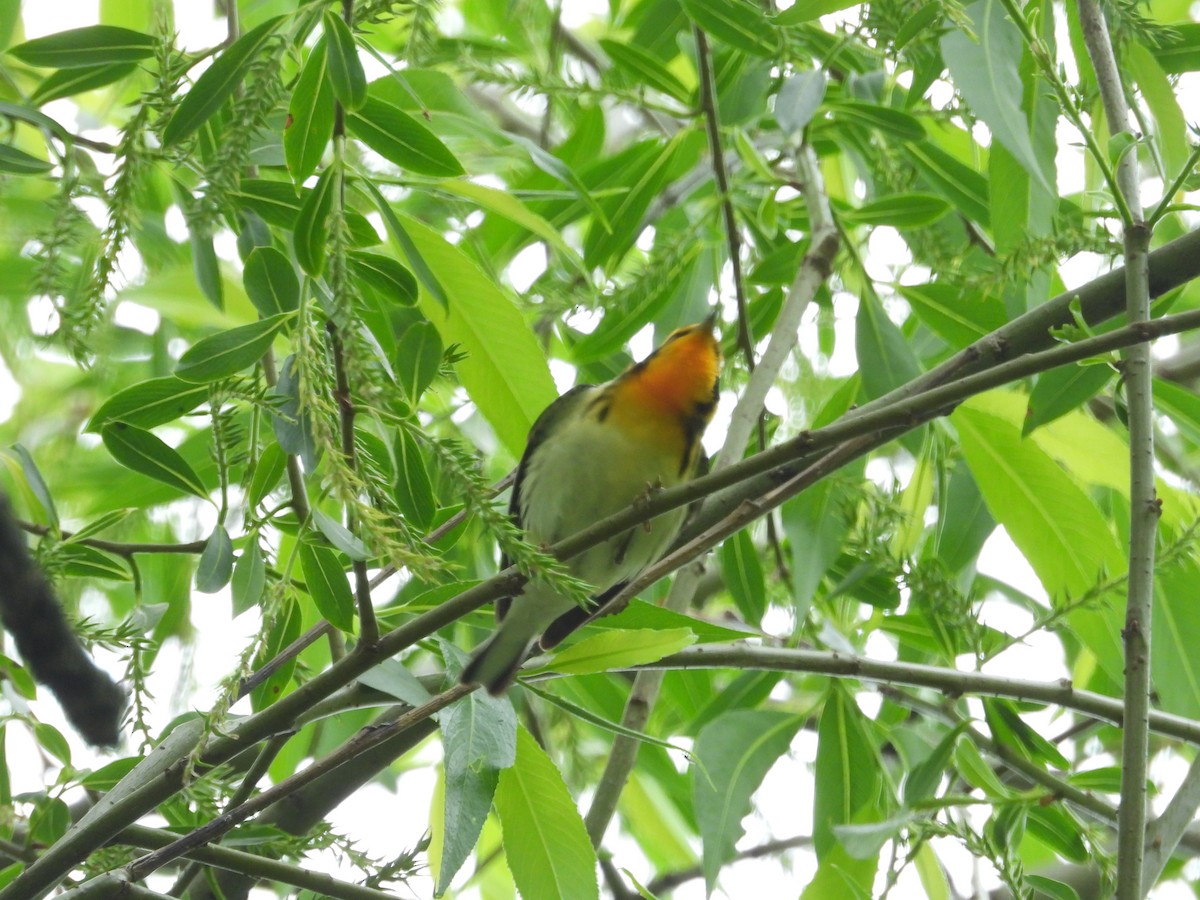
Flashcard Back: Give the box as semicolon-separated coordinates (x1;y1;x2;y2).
394;320;442;402
250;596;301;709
719;530;766;625
682;0;778;57
175;313;291;383
162;17;283;146
1026;805;1089;862
271;354;320;469
246;442;286;508
844;192;951;227
856;293;922;401
57;544;130;581
393;427;436;530
189;225;223;309
774;0;861;24
7;444;56;528
231;539;265;616
0;144;53;174
195;525;233;593
1154;22;1200;74
594;599;755;644
494;727;598;900
813;687;881;858
285;39;333;182
298;542;355;631
438;647;516;892
904;724;967;805
322;10;366;112
100;423;208;499
375;203;576;455
775;69;826;136
547;627;696;675
347;96;464;176
898;282;1006;348
348;251;417;305
312;508;371;561
599;38;691;104
1023;364;1112;435
694;710;802;892
903;140;991;225
828;101;926;141
8;25;155;67
1026;876;1081;900
31;62;136;104
294;167;334;276
243;246;299;316
941;0;1052;192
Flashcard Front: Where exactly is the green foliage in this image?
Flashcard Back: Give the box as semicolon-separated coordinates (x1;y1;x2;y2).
0;0;1198;898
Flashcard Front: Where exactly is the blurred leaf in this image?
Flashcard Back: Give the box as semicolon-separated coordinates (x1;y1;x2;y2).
941;0;1052;192
322;10;366;112
101;423;209;499
294;166;334;276
495;727;598;900
86;377;209;431
547;628;696;676
243;247;299;316
298;542;355;632
813;686;882;858
9;25;154;67
196;525;233;593
163;17;283;146
719;529;766;625
312;508;371;561
394;427;436;531
231;540;265;616
1023;364;1112;435
0;144;52;174
284;39;333;182
775;69;826;136
31;62;137;104
175;314;291;383
348;96;464;176
695;710;802;892
600;38;691;104
683;0;778;57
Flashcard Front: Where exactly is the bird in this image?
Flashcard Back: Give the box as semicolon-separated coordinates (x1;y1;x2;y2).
460;314;721;694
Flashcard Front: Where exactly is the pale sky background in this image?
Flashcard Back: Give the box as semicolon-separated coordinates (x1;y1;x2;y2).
3;0;1199;897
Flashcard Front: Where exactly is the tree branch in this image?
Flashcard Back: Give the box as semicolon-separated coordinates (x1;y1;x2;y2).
1077;2;1156;895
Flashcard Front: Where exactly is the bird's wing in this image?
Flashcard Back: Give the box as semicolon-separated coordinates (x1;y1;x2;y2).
496;383;596;622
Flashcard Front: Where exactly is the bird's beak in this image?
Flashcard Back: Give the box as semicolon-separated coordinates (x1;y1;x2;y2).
702;310;718;332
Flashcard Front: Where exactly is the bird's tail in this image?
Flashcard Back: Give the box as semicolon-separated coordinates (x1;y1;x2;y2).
460;625;535;695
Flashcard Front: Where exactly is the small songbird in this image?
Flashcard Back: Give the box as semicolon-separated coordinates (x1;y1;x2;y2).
461;315;721;694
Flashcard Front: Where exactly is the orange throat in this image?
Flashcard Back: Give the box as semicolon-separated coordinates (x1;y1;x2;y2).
614;328;720;418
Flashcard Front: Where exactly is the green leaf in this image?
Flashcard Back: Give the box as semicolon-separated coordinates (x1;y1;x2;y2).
719;529;766;625
773;0;862;24
8;25;155;67
175;314;291;383
196;525;233;593
31;62;137;104
694;710;803;892
855;293;922;401
828;101;926;142
33;723;71;766
599;38;691;104
438;647;517;892
284;39;333;183
162;17;283;146
7;443;56;528
394;320;442;403
298;542;355;632
953;395;1126;682
1154;22;1200;74
322;11;366;112
844;192;951;228
782;475;855;615
188;221;223;310
101;423;209;499
775;69;826;136
293;167;334;277
547;627;696;675
593;598;756;644
1025;876;1080;900
0;144;53;174
941;0;1052;193
312;508;371;561
242;247;299;317
904;724;967;805
247;442;286;508
983;699;1070;770
383;212;557;456
495;727;598;900
682;0;778;57
348;251;417;305
813;686;882;859
57;544;131;581
231;540;266;617
1026;805;1088;862
435;180;585;274
347;96;465;177
393;428;436;530
902;140;991;225
1127;43;1190;188
1023;364;1112;435
1152;560;1200;718
834;813;914;860
898;282;1007;348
